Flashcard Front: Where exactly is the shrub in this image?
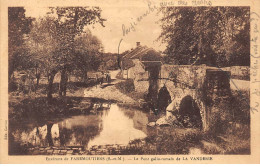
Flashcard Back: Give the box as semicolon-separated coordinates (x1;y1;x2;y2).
115;79;135;94
230;90;250;124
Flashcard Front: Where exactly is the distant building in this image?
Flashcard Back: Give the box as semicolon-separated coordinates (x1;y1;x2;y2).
120;42;162;93
121;42;162;79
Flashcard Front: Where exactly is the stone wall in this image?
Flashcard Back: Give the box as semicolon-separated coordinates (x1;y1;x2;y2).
128;59;148;80
132;64;208;98
122;59;149;80
158;64;207;103
126;59;150;94
160;64;207;89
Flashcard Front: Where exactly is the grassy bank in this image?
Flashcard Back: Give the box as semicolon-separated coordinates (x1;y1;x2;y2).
8;78;112;123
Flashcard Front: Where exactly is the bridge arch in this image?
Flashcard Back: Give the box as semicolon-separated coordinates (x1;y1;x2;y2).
157;85;172;113
178;95;203;129
158;81;207;130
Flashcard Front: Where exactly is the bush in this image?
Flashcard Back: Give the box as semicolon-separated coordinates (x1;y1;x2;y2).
208;111;230;136
115;79;135;94
230;90;250;124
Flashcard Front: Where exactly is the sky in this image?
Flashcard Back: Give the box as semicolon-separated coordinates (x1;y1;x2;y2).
24;0;166;53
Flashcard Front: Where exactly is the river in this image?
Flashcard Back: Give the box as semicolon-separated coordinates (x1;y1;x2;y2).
9;103;151;155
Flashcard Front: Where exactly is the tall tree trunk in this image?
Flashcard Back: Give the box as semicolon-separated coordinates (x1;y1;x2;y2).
36;76;40;87
59;69;68;96
46;123;54;146
83;68;88;83
58;123;65;146
35;66;40;89
47;69;57;103
35;71;40;91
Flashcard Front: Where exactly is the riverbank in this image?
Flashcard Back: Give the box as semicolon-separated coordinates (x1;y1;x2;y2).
8;82;116;124
8;70;134;123
83;81;138;105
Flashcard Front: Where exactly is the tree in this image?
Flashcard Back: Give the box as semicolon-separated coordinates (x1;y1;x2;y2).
74;30;104;82
25;16;61;91
159;7;250;67
26;7;105;101
8;7;33;81
47;7;105;97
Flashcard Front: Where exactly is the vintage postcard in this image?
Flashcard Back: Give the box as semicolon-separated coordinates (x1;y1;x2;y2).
0;0;260;164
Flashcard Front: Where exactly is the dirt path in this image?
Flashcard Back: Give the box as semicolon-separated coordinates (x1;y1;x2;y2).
83;70;137;104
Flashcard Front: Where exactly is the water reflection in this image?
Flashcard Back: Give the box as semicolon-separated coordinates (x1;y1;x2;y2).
10;103;149;153
88;104;146;148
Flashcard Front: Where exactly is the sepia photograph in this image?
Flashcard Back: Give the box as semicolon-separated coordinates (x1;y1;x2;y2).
1;0;259;164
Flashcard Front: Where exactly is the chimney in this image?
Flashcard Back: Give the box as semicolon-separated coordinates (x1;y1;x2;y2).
136;42;140;47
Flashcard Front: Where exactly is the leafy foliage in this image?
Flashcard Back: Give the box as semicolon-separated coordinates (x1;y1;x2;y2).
46;7;105;69
159;7;250;67
25;16;61;76
8;7;34;78
74;30;104;81
15;7;106;99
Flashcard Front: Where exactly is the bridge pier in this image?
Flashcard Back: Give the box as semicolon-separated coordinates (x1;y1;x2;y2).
203;69;231;131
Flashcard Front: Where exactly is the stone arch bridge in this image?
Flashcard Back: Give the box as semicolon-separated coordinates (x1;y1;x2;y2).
157;64;231;131
130;61;231;131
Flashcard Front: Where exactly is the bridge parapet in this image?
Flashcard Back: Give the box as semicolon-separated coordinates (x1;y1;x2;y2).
160;64;207;89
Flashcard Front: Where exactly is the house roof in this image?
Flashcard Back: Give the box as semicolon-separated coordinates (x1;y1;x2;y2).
123;46;161;60
122;45;162;70
123;46;148;59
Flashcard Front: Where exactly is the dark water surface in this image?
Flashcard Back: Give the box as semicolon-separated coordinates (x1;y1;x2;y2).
9;103;150;154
